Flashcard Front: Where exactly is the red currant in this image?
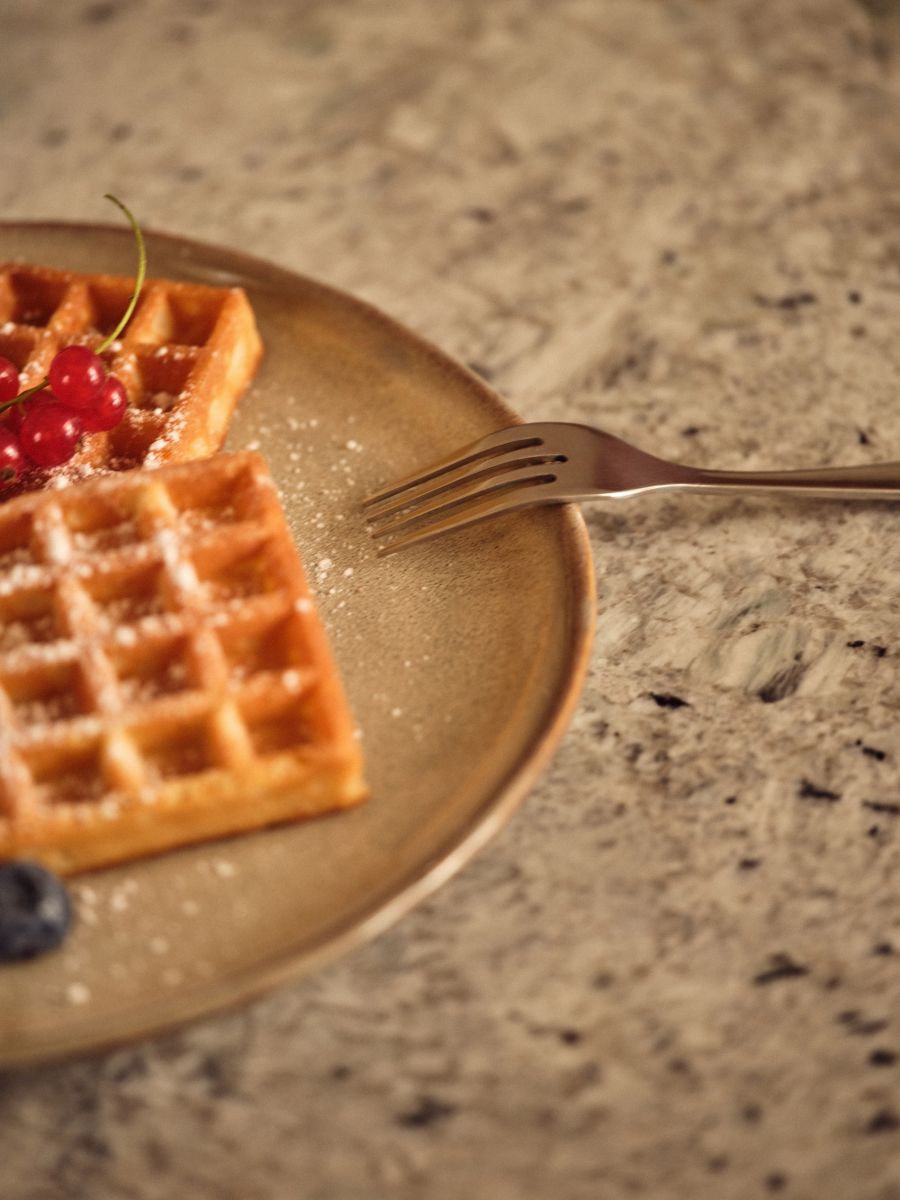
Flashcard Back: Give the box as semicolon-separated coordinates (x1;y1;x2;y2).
0;429;23;486
79;375;128;432
3;406;22;433
5;389;57;432
20;403;83;468
48;346;105;410
0;356;19;405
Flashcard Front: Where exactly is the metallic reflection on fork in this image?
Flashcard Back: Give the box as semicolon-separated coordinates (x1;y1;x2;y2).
362;421;900;555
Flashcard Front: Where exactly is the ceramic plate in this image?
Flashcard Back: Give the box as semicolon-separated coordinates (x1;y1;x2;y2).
0;223;595;1066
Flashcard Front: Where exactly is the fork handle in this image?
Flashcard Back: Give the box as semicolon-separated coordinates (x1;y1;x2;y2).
657;460;900;499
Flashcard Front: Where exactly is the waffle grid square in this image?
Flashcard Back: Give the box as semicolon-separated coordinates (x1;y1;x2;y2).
0;262;263;492
0;452;365;873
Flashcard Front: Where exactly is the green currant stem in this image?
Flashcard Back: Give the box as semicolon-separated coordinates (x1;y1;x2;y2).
96;194;146;354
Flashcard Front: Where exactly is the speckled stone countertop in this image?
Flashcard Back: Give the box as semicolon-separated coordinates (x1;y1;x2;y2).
4;1;900;1196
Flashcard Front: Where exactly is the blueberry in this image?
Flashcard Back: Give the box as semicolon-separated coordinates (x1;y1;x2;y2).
0;861;73;962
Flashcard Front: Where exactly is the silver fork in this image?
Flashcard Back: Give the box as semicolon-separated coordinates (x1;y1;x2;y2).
362;421;900;555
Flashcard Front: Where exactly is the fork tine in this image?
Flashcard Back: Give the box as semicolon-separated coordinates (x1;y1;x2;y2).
374;478;556;556
367;465;557;538
361;428;545;508
364;447;565;523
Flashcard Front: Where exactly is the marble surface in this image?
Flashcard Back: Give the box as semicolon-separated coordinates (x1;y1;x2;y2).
3;0;900;1196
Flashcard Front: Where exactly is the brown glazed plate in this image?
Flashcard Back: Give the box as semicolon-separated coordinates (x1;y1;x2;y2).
0;222;595;1067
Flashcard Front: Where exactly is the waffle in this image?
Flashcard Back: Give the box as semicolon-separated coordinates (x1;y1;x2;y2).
0;452;365;875
0;261;263;491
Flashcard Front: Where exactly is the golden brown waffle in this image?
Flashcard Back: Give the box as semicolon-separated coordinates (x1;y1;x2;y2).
0;452;365;875
0;261;263;491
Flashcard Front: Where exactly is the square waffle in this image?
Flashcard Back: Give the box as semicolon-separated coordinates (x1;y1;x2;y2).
0;261;263;491
0;452;365;875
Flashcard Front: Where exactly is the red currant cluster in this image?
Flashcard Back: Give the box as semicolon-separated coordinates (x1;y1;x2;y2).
0;196;144;491
0;347;128;485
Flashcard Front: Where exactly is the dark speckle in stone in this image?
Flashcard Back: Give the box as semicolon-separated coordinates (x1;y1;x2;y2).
41;127;69;148
193;1054;233;1099
837;1010;888;1036
869;1049;897;1067
858;429;871;446
108;1054;148;1084
592;971;615;989
868;825;881;838
855;739;887;761
753;954;809;985
738;857;762;870
660;249;679;265
602;342;656;389
798;779;841;802
724;795;738;806
862;800;900;816
753;291;817;309
866;1108;900;1134
847;639;866;648
872;645;887;658
873;941;894;956
681;425;702;436
559;1028;583;1045
331;1064;352;1080
109;122;132;142
848;290;863;303
82;1;120;22
757;661;806;702
707;1155;729;1172
765;1173;787;1192
649;692;689;709
396;1095;457;1128
851;325;867;338
742;1103;763;1124
466;207;496;222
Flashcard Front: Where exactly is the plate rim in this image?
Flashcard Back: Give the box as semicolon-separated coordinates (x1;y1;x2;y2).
0;219;596;1067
